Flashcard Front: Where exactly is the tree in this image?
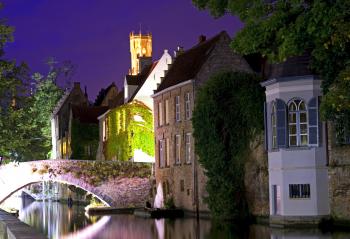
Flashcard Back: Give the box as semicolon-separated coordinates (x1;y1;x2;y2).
192;0;350;120
28;60;77;159
192;71;264;220
0;3;33;161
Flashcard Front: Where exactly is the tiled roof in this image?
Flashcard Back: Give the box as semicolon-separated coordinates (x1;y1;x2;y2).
94;82;117;106
72;106;109;124
155;31;227;93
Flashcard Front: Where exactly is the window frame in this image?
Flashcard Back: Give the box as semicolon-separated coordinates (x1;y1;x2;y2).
158;101;163;126
185;92;191;120
271;102;277;149
159;139;165;168
175;134;181;165
175;95;180;122
288;99;308;147
185;133;191;164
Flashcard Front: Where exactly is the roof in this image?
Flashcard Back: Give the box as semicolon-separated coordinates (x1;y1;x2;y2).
128;61;158;102
51;89;72;117
155;31;227;93
267;54;313;79
72;106;109;124
108;89;125;108
94;82;117;106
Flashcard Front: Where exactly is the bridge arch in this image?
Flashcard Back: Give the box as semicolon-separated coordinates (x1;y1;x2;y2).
0;160;152;207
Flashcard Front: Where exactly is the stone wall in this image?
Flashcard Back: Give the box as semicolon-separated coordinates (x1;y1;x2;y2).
244;134;270;217
328;123;350;221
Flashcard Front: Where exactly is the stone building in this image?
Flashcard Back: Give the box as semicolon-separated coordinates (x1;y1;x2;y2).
152;31;251;214
94;82;119;107
96;32;171;162
51;82;88;159
261;55;330;225
69;105;109;160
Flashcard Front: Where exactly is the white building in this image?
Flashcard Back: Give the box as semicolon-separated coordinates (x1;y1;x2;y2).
261;55;330;225
124;49;172;109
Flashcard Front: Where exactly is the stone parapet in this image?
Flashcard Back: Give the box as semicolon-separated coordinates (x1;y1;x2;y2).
0;209;46;239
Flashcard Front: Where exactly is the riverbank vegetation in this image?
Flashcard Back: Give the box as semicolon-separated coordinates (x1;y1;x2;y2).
193;71;264;220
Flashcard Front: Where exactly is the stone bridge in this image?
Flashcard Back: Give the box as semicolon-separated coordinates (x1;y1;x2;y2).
0;160;152;207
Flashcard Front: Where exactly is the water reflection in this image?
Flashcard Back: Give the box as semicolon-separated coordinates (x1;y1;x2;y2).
19;201;98;239
3;195;350;239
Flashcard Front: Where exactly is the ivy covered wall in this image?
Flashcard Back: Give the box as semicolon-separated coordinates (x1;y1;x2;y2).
104;100;154;161
71;120;99;160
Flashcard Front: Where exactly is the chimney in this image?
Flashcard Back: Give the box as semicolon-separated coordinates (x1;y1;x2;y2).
198;35;206;43
174;46;184;58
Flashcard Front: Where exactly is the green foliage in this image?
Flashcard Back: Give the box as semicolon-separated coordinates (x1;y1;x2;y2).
192;71;264;220
164;196;175;209
0;7;33;161
28;70;64;159
105;100;154;161
70;120;99;160
193;0;350;120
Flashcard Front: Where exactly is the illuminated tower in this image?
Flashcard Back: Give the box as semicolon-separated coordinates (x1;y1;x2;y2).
129;31;152;75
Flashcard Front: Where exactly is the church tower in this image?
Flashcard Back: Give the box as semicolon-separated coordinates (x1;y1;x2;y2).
129;31;152;75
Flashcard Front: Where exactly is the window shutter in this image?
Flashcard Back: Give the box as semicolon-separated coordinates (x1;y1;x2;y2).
276;99;287;148
263;102;268;151
308;97;319;146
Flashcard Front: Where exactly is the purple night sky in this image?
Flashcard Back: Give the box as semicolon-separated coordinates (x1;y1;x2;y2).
1;0;242;101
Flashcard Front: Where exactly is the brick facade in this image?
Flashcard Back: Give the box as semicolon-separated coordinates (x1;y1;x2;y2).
153;31;252;214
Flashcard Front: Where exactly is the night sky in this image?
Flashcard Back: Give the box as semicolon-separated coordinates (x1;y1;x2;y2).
1;0;242;101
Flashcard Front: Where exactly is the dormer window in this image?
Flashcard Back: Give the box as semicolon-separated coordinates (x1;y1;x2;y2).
288;99;308;147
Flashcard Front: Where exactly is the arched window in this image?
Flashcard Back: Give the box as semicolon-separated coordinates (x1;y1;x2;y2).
288;99;308;146
271;102;277;149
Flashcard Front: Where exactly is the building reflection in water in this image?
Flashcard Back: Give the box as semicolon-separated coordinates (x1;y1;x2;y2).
3;193;350;239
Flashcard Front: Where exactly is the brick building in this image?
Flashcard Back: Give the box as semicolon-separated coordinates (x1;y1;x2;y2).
152;31;252;214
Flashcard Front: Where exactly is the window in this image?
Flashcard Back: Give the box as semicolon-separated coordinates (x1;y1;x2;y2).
158;102;163;126
159;139;165;168
288;99;308;146
84;145;92;156
289;184;310;199
103;118;109;141
185;133;191;164
180;180;184;192
175;96;180;122
166;138;170;167
185;92;191;119
175;134;181;164
165;99;169;124
271;102;277;148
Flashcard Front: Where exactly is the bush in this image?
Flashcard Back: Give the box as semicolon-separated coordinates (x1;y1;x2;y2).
193;71;264;220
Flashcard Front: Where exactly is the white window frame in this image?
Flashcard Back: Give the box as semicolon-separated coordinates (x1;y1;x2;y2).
271;102;277;148
165;99;169;124
175;134;181;164
159;139;165;168
288;99;308;147
166;138;170;167
185;92;191;120
175;96;180;122
185;133;191;164
158;102;163;126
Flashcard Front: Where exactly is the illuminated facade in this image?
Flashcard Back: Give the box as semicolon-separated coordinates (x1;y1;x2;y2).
51;82;88;159
261;55;329;225
129;32;152;75
98;100;154;162
153;31;252;214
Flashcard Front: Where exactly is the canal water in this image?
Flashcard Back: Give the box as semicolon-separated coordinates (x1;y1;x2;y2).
2;196;350;238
